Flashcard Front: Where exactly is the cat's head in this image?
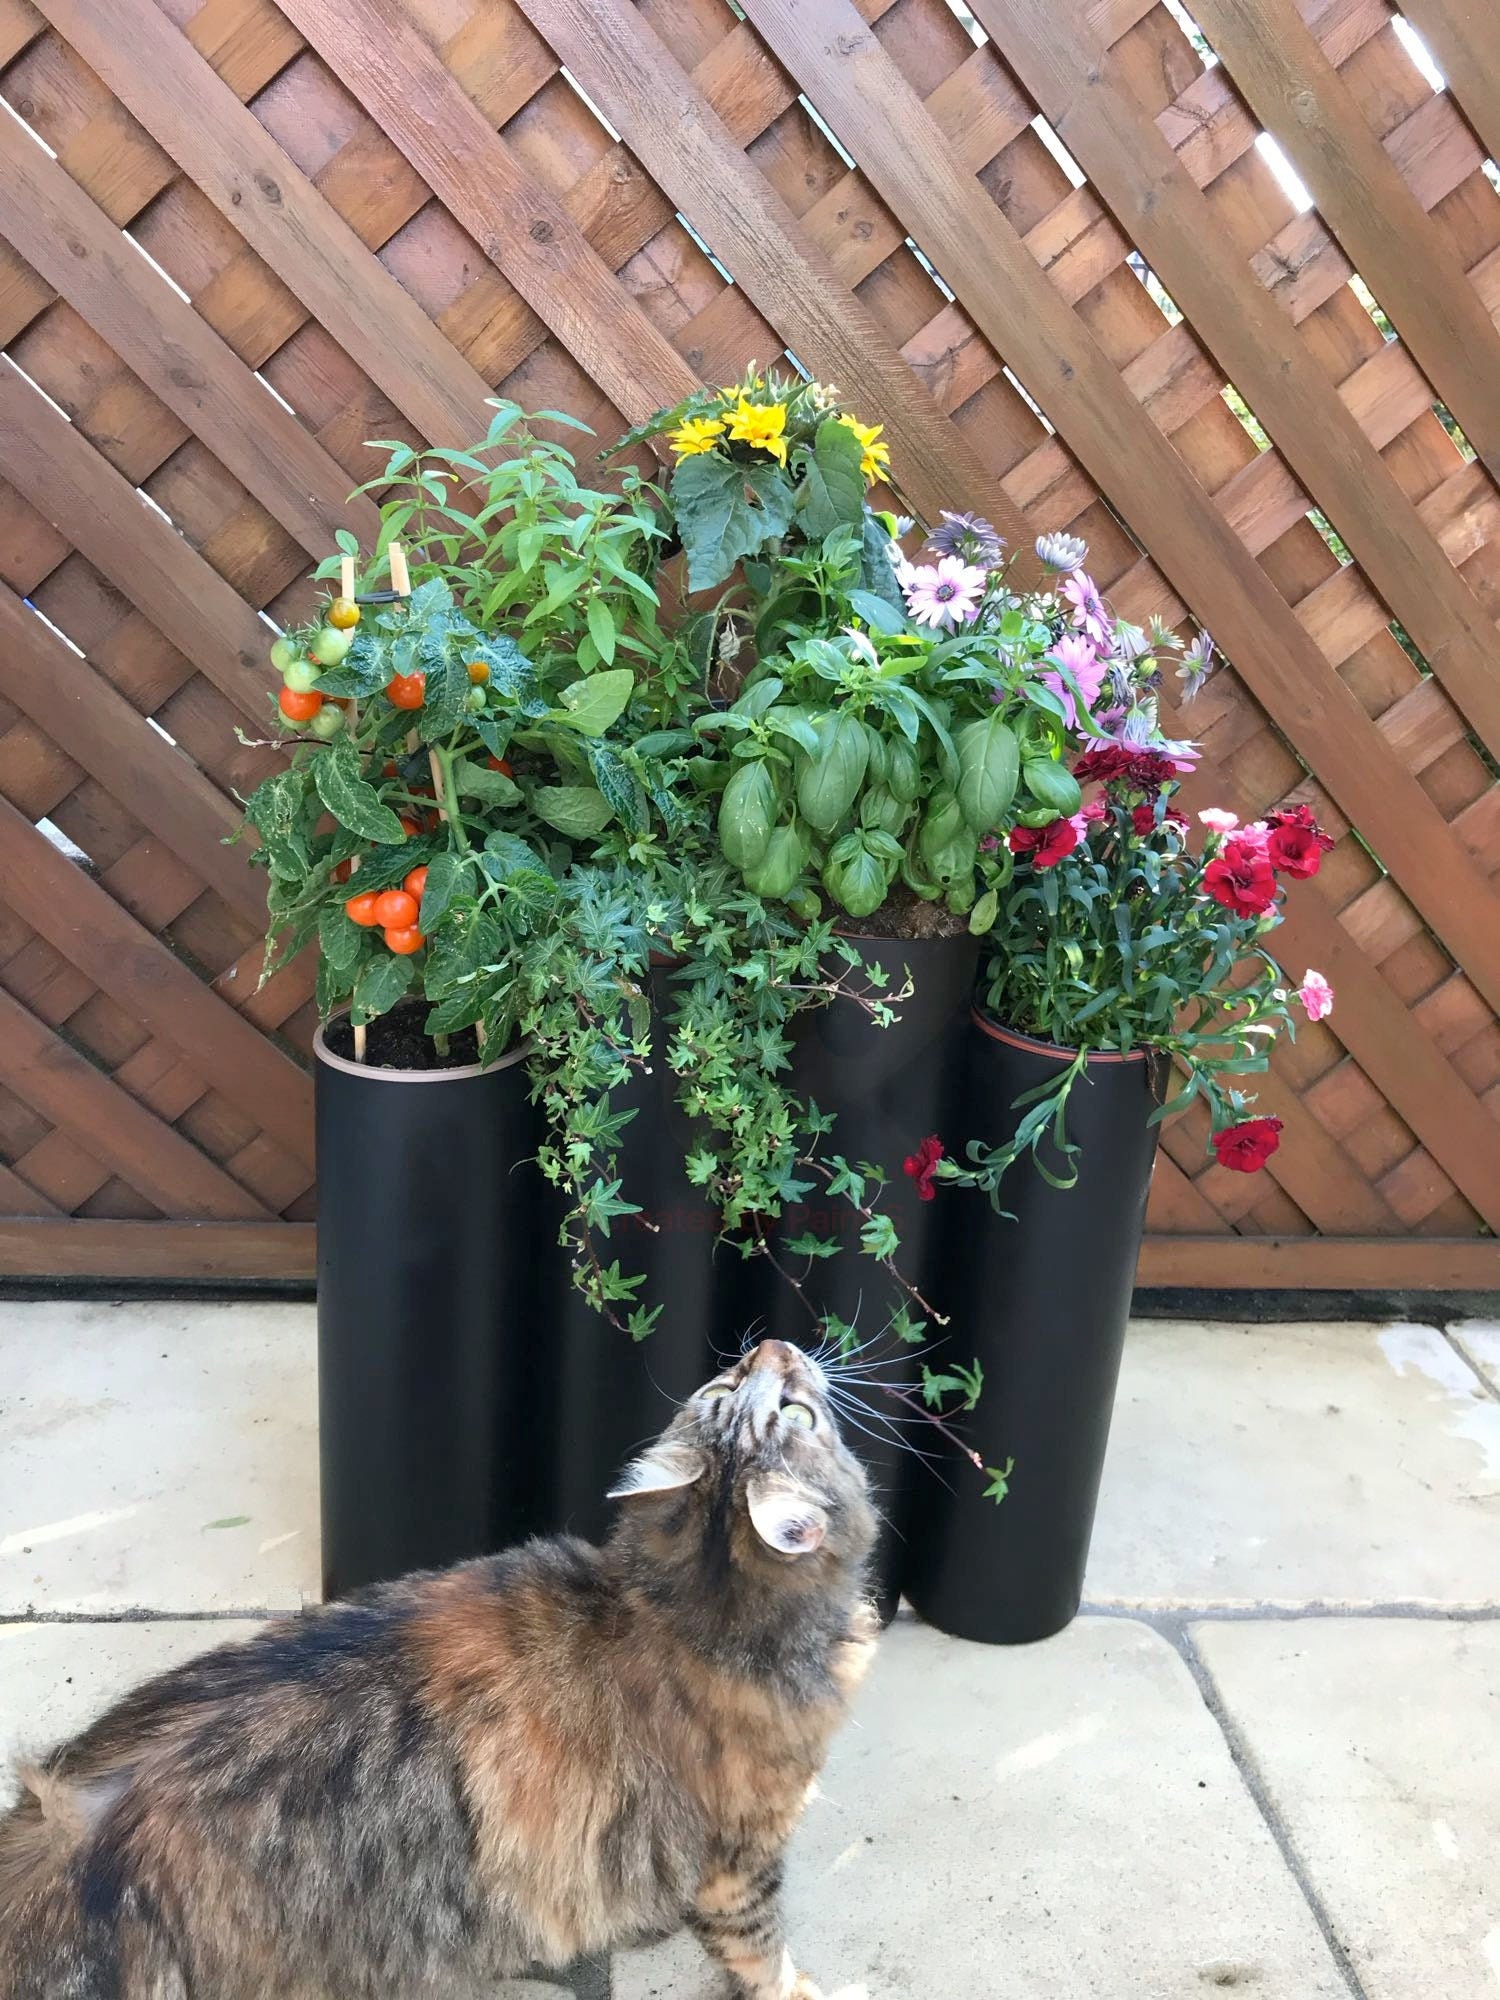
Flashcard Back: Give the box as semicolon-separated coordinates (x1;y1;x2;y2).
606;1339;876;1585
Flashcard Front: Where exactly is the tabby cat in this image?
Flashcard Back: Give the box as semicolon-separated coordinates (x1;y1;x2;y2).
0;1338;877;1999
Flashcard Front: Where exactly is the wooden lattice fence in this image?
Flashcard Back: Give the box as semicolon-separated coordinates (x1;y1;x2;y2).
0;0;1497;1287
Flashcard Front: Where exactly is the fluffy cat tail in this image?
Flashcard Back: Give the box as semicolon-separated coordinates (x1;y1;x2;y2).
0;1767;88;1916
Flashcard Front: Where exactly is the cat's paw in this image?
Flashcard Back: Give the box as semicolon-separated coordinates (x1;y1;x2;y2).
786;1974;824;1999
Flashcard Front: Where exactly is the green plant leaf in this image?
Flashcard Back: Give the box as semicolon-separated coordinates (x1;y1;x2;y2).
452;758;522;806
533;785;614;837
797;417;865;540
847;587;908;635
554;668;633;736
351;951;413;1024
587;743;649;835
670;453;796;590
313;741;407;843
416;851;473;932
585;596;617;666
317;904;366;974
954;715;1020;832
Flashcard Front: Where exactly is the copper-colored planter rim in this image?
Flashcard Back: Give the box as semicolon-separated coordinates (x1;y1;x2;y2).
971;1008;1153;1066
313;1013;530;1085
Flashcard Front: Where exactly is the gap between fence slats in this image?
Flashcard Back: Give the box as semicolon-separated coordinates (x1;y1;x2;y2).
1188;0;1500;490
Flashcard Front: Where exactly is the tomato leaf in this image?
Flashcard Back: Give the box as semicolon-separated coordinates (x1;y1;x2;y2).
452;758;522;806
587;742;649;834
351;952;413;1024
416;851;473;933
532;785;614;837
313;741;407;843
317;904;367;974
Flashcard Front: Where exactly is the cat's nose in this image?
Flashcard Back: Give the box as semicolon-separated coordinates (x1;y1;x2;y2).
746;1338;798;1377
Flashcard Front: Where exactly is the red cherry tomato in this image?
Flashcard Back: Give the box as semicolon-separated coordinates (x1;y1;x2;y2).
398;815;420;839
486;755;514;777
386;672;426;710
278;685;324;723
403;865;429;902
384;925;426;955
373;889;419;929
345;891;381;928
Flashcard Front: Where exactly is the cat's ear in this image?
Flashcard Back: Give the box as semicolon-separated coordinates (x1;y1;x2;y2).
746;1473;828;1556
606;1442;706;1502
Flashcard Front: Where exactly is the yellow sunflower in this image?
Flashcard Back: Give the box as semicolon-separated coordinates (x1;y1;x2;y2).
669;415;727;459
725;395;789;465
838;413;891;484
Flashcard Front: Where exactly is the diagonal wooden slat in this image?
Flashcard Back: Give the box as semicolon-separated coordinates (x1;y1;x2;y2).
30;0;498;450
274;0;700;428
0;581;265;927
0;109;375;557
965;0;1500;762
0;359;273;725
515;0;1039;564
1397;0;1500;168
0;793;312;1168
1187;0;1500;489
734;0;1500;1022
0;982;271;1218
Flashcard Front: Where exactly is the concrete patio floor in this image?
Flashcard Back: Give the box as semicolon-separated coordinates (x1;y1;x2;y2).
2;1303;1497;1999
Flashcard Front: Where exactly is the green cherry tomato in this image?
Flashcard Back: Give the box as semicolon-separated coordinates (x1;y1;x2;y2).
307;703;345;739
269;636;299;676
308;625;353;668
282;659;322;695
466;685;487;712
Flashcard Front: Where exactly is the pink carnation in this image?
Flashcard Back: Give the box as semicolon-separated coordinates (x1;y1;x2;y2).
1198;808;1239;833
1298;969;1334;1023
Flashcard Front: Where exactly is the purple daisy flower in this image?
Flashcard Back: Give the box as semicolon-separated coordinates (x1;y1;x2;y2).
1178;629;1216;700
1035;531;1088;572
1040;633;1108;727
903;555;988;630
1062;571;1112;646
926;510;1004;566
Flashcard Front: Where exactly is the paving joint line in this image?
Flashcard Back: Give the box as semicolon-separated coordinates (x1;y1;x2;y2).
1142;1610;1374;2000
1082;1598;1500;1622
1438;1322;1500;1404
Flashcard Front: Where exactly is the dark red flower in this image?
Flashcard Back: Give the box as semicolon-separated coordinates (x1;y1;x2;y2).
1130;803;1157;836
1265;804;1334;880
1203;834;1278;916
1211;1117;1283;1174
903;1134;945;1201
1073;745;1180;790
1009;817;1080;869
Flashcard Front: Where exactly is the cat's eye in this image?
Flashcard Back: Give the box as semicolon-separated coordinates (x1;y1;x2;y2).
780;1401;815;1429
699;1383;733;1402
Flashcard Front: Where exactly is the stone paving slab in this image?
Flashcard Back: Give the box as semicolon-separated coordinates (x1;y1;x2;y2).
0;1300;318;1614
1086;1319;1500;1607
616;1618;1346;2000
1449;1319;1500;1397
1193;1617;1500;2000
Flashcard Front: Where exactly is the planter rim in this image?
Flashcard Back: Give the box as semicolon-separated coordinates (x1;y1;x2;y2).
971;1007;1152;1066
313;1015;530;1084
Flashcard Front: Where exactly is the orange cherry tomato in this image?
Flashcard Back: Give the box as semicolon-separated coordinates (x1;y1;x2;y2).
398;815;420;839
332;858;354;885
278;685;324;723
466;659;490;684
345;891;381;928
383;925;426;955
327;597;361;630
386;671;426;710
486;755;514;777
403;865;429;902
373;888;419;929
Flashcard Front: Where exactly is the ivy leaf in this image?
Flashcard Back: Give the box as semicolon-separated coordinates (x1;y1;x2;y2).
670;454;796;590
553;668;634;736
313;741;406;843
797;417;865;541
782;1231;842;1260
983;1458;1016;1505
533;785;614;837
351;952;413;1024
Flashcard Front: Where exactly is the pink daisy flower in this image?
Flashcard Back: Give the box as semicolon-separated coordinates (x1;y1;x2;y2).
1041;633;1108;726
1062;571;1111;646
903;555;988;630
1298;969;1334;1022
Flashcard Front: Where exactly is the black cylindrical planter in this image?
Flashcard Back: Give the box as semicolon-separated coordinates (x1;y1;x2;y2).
314;1017;550;1599
903;1012;1164;1644
769;932;982;1613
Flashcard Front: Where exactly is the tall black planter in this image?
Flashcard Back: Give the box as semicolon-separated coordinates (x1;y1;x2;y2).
903;1012;1164;1644
767;932;982;1611
314;1020;550;1599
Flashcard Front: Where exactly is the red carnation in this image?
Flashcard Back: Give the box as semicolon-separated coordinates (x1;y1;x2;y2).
1074;745;1180;790
1009;818;1079;870
1203;834;1277;916
903;1134;945;1201
1265;804;1333;880
1211;1117;1283;1173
